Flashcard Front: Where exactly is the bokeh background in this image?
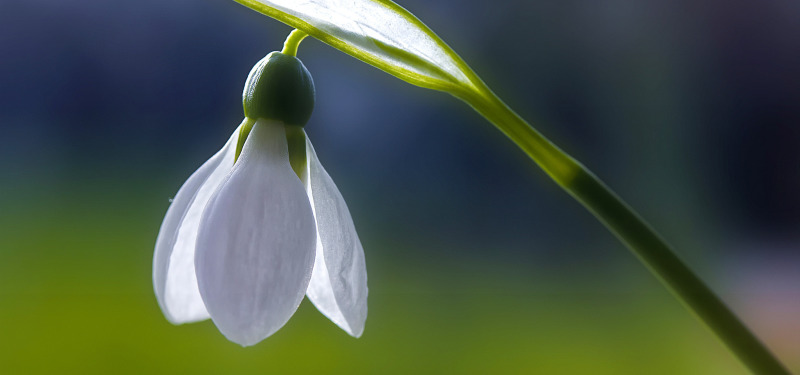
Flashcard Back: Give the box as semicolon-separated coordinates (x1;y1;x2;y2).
1;0;799;373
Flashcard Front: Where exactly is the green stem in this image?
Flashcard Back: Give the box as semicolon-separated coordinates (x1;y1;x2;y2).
281;29;308;57
457;86;790;375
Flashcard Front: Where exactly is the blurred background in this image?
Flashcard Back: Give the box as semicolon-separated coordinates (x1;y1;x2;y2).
1;0;799;373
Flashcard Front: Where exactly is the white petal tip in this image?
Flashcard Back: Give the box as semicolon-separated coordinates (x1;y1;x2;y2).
226;333;265;347
165;314;209;326
350;328;364;339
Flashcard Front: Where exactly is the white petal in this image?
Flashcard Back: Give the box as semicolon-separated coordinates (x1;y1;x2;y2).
304;136;368;338
195;119;317;346
153;121;242;324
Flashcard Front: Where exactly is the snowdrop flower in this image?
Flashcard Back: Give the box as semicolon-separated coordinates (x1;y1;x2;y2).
152;36;367;346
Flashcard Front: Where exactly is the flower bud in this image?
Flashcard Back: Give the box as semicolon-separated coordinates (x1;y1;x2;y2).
243;52;315;127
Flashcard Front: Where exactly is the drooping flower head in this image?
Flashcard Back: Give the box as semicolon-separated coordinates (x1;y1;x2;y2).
153;31;367;346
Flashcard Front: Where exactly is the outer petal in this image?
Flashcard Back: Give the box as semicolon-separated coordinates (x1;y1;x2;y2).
195;119;317;346
153;122;243;324
304;136;368;337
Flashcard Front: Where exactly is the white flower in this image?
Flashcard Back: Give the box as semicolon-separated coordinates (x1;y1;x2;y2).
152;118;368;346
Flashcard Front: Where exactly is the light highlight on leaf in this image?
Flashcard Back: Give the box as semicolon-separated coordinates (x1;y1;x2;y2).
233;0;482;96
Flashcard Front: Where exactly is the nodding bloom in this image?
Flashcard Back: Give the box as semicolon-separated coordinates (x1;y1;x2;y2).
152;44;367;346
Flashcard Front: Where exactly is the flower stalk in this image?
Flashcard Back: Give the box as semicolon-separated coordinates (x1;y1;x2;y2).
281;29;308;57
456;83;791;375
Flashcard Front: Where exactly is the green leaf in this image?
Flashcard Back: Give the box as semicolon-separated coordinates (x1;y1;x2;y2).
233;0;483;97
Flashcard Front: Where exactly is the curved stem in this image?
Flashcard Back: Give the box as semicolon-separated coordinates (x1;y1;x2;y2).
281;29;308;57
456;86;790;375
